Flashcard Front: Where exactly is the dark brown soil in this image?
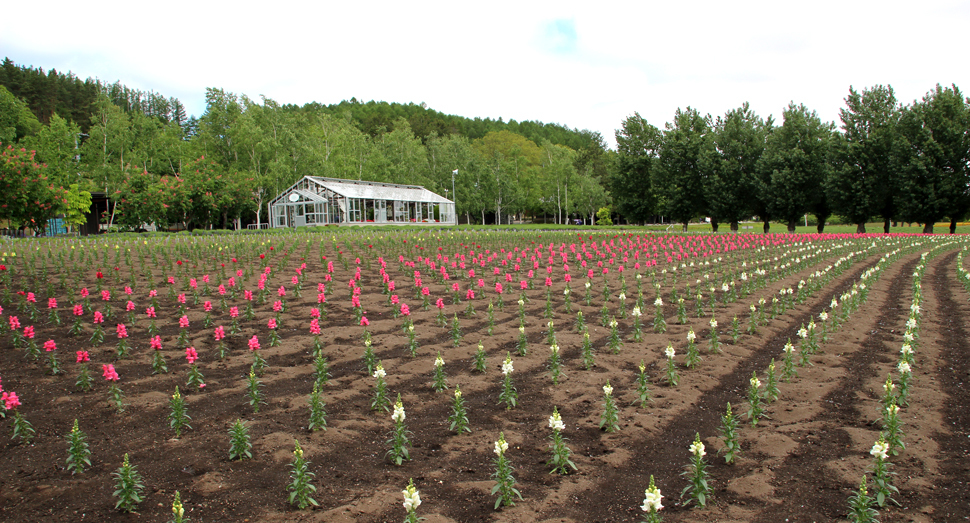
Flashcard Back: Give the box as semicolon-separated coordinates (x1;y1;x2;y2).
0;233;968;523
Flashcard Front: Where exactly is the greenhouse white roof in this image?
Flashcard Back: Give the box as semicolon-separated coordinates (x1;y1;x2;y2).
308;177;452;204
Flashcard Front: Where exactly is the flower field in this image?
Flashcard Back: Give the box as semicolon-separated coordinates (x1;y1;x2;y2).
1;230;969;522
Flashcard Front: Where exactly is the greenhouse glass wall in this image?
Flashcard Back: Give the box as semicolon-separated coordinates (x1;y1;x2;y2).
269;177;456;228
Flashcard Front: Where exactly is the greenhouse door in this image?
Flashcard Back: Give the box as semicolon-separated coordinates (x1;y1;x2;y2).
376;200;387;222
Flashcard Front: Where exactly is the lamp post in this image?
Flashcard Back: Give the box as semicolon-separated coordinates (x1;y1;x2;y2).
451;169;458;225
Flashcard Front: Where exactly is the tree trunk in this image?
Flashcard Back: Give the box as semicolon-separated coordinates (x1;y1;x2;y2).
856;223;866;234
817;222;825;233
950;217;957;234
883;219;891;234
922;222;934;234
711;219;719;233
762;218;770;234
787;220;797;233
681;222;689;232
730;221;738;232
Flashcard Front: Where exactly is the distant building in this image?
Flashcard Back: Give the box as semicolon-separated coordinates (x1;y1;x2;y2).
269;177;456;227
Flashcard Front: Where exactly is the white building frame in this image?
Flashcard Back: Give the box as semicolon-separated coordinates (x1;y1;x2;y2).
269;176;457;228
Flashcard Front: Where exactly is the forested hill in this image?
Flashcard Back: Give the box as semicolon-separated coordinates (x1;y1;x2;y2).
0;58;603;151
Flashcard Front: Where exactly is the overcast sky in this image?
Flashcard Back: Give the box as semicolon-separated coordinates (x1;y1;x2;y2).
4;0;968;148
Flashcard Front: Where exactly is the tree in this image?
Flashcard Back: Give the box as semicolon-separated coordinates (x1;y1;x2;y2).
653;107;712;231
473;131;541;224
895;84;970;233
706;103;772;231
829;85;901;233
0;85;41;143
760;103;834;233
21;113;81;187
571;173;610;224
612;113;660;223
0;145;67;232
539;141;577;224
62;183;92;233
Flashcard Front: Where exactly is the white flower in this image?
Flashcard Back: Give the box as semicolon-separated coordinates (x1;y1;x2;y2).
631;306;642;318
641;486;663;512
392;402;406;423
784;340;794;353
901;343;913;355
898;361;911;374
402;483;421;511
709;318;718;329
603;382;613;396
887;403;900;416
721;283;729;292
408;324;414;333
563;288;570;296
550;343;559;354
870;440;889;460
502;357;514;376
906;318;917;329
494;437;509;456
903;331;914;342
807;321;816;331
619;293;626;301
750;304;757;313
686;329;696;342
364;338;372;348
373;366;386;379
517;299;524;306
654;297;663;307
548;411;565;432
585;282;591;289
665;345;675;359
831;298;839;309
609;318;618;328
819;311;828;321
797;327;808;339
689;440;706;458
750;376;761;389
434;355;444;368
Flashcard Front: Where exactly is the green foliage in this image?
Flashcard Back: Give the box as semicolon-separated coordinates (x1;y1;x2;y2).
654;107;712;229
112;453;145;513
0;145;68;231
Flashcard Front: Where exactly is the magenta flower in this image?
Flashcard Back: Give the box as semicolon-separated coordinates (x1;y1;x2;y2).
102;363;120;381
185;347;198;364
179;316;189;328
310;319;321;335
244;290;253;301
93;311;104;324
520;281;527;290
564;274;572;282
9;316;20;330
421;287;430;296
317;293;326;303
26;292;36;303
268;318;277;330
149;289;158;298
116;324;128;339
229;307;239;318
388;281;396;291
146;306;156;318
351;295;361;308
360;316;370;327
310;308;321;319
150;336;162;350
76;350;90;363
291;276;299;286
101;290;111;301
391;295;399;306
44;339;57;352
204;301;212;312
125;300;135;312
317;282;326;293
214;326;225;341
218;284;226;296
278;286;286;297
124;286;133;295
545;277;553;287
23;325;34;339
2;391;21;410
400;304;410;316
435;298;445;309
73;304;83;316
248;336;260;352
177;293;186;304
273;300;283;312
465;289;475;300
80;288;89;298
48;298;57;309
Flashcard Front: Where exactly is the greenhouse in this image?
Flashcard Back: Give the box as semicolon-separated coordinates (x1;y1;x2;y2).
269;176;456;228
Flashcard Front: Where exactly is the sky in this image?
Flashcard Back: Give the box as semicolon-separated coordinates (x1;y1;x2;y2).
3;0;969;149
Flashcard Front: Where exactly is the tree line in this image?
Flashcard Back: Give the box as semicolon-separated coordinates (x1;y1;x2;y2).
611;84;970;234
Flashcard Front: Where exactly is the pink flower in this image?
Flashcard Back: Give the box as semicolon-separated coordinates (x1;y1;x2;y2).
291;276;299;286
23;326;34;339
545;277;552;287
218;284;226;296
93;311;104;324
310;308;321;319
150;336;162;350
116;324;128;339
477;278;485;288
227;277;236;288
237;269;244;278
185;347;198;364
179;315;189;328
317;293;326;304
48;298;57;309
214;326;225;341
360;316;370;326
202;275;210;283
102;363;120;381
310;319;321;335
390;295;399;305
189;278;198;289
451;283;460;292
520;280;527;290
465;289;475;300
564;274;572;283
248;336;260;351
244;290;253;301
146;306;156;318
278;286;286;297
125;300;135;312
44;339;57;352
80;288;89;298
421;287;430;296
435;298;445;309
73;304;83;316
2;391;21;410
204;301;212;312
400;304;410;316
9;316;20;330
124;286;133;295
177;293;186;304
388;281;396;291
268;318;277;330
26;292;36;303
76;350;89;363
101;290;111;301
273;300;283;312
168;276;175;285
230;307;239;318
149;289;157;298
495;283;504;294
317;283;326;293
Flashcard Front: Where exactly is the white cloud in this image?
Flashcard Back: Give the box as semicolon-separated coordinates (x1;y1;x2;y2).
2;0;967;147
